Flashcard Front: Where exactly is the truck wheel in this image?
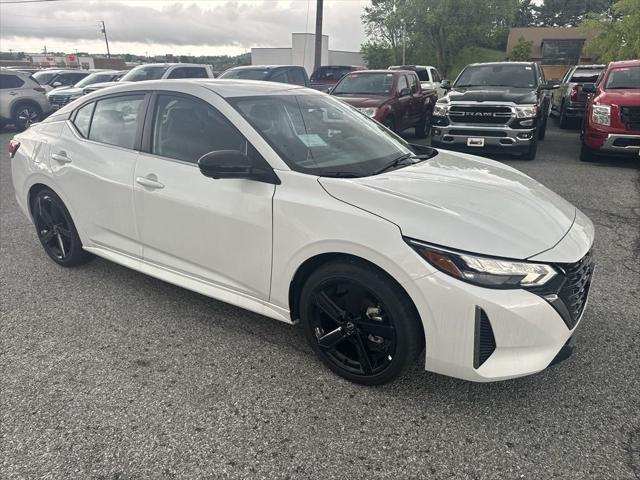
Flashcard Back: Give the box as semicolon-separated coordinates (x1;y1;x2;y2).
522;137;538;160
537;117;547;140
558;102;570;129
383;117;396;133
580;143;597;162
414;115;429;139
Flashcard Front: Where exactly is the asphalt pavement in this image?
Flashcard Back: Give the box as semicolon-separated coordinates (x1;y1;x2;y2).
1;122;639;479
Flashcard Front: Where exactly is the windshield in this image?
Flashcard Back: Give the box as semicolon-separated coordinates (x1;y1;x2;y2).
455;64;536;88
228;93;416;177
605;66;640;89
32;71;57;85
310;66;352;82
332;72;395;96
570;69;602;83
219;68;270;80
74;72;116;88
120;66;167;82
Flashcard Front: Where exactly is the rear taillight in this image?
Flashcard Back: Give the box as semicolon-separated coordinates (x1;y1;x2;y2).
570;85;579;102
33;87;46;93
8;139;20;158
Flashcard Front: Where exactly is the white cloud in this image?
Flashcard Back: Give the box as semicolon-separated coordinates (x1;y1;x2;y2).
0;0;368;56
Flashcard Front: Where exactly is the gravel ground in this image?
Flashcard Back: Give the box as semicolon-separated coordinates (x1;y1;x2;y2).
1;122;639;480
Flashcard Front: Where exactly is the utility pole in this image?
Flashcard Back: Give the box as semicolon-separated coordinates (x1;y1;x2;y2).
313;0;323;74
99;21;111;58
401;19;406;65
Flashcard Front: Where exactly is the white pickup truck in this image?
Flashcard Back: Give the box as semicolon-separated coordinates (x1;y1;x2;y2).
388;65;445;97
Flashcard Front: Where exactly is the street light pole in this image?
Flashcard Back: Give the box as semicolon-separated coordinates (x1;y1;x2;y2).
313;0;323;74
99;21;111;59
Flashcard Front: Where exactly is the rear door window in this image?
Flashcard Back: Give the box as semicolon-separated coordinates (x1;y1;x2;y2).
0;74;24;89
184;67;208;78
89;95;145;149
288;68;307;86
270;70;290;84
431;69;441;83
397;75;409;93
408;74;419;93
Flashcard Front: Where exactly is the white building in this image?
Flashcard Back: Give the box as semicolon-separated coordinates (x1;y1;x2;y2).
251;33;365;75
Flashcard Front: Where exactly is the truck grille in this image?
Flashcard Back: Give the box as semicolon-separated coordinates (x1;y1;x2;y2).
556;250;595;330
49;95;71;109
448;105;513;125
620;106;640;131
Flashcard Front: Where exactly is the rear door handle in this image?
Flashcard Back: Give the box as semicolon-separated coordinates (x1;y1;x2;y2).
136;175;165;190
51;152;71;164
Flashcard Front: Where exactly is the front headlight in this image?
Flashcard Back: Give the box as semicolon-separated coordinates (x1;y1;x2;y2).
515;105;538;118
357;107;377;117
433;103;448;117
591;105;610;126
405;239;557;288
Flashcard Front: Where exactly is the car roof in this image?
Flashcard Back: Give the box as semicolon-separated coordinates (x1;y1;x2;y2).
227;65;301;70
132;63;210;68
573;64;606;69
75;78;308;100
468;62;533;67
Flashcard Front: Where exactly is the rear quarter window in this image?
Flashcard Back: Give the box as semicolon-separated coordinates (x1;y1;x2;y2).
0;74;25;89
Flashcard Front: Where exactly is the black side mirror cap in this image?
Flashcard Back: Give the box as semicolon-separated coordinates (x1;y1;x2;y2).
198;150;280;184
440;80;452;90
581;83;596;93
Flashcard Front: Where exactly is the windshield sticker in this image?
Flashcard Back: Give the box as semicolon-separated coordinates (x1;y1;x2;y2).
297;134;328;147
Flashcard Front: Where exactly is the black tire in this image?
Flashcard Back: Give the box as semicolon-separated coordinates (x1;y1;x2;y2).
383;117;396;133
414;114;429;139
300;259;424;385
580;142;597;162
558;102;570;129
12;102;42;131
522;136;538;160
537;116;547;140
30;188;95;267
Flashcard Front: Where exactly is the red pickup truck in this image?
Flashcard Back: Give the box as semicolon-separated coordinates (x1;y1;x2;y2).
330;69;437;138
580;60;640;162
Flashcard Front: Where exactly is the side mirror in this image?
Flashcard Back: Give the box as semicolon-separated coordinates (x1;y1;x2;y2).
440;80;452;90
399;87;412;97
582;83;596;94
51;81;63;87
326;86;334;94
541;81;560;90
198;150;280;184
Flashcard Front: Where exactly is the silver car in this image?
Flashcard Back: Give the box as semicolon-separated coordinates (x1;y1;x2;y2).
0;68;51;131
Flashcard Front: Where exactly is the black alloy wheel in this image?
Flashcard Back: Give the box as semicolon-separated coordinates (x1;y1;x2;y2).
13;103;41;131
31;189;94;267
300;261;423;385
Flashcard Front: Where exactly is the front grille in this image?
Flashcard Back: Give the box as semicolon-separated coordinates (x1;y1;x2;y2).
474;308;496;369
620;106;640;131
612;137;640;148
556;250;595;329
448;129;508;137
49;95;71;108
448;105;513;125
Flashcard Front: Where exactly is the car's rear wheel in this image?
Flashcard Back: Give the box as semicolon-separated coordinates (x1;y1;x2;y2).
31;188;94;267
558;102;570;129
300;260;424;385
12;102;42;131
537;116;547;140
522;136;538;160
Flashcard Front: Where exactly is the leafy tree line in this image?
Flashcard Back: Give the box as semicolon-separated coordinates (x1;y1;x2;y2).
360;0;636;76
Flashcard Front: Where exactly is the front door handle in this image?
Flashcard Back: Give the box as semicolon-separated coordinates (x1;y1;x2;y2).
51;152;71;164
136;175;165;190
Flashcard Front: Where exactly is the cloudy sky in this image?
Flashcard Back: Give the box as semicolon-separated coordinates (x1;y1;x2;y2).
0;0;369;56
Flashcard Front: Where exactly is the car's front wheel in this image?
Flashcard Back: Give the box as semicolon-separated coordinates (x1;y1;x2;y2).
300;259;424;385
30;188;95;267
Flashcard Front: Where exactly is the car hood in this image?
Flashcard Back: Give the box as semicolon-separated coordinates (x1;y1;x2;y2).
331;95;389;108
319;151;577;260
48;86;83;97
445;86;537;104
596;89;640;106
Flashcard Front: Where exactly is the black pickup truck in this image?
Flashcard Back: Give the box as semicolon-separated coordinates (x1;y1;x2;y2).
431;62;557;160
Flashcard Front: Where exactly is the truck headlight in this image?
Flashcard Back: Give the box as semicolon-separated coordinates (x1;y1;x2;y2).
591;105;610;126
515;105;537;118
433;103;448;117
357;107;377;117
405;239;557;289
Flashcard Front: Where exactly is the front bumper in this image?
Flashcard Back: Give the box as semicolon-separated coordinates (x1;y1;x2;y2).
406;212;594;382
431;123;535;154
600;134;640;156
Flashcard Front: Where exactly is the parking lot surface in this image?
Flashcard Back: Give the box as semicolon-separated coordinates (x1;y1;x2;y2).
1;123;639;479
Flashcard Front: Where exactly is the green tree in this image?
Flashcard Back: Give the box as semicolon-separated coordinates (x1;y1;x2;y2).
361;0;408;64
361;41;396;69
510;36;533;60
582;0;640;61
533;0;614;26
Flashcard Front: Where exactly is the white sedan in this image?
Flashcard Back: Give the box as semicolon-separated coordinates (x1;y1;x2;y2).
9;79;594;385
